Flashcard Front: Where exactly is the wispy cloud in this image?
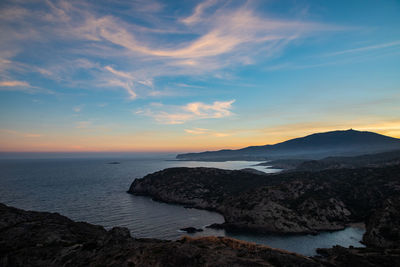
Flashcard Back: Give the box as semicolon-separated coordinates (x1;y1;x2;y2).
0;129;42;138
0;0;342;100
104;65;134;79
327;40;400;56
0;80;30;87
175;83;204;89
73;106;83;113
0;80;52;94
84;8;321;61
184;127;230;137
184;100;235;118
103;65;154;99
75;121;91;129
184;128;209;134
181;0;217;25
105;78;137;100
137;99;235;124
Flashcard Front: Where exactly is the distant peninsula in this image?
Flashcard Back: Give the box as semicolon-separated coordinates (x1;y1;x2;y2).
176;129;400;161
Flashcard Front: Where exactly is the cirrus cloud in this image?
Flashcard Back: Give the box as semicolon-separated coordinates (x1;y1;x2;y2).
0;129;42;138
137;99;235;124
0;0;345;101
0;80;53;94
184;127;230;137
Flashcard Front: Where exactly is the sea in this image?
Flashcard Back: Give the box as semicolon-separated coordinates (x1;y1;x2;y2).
0;155;365;256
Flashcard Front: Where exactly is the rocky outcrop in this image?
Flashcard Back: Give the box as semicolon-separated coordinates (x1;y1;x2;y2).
219;185;351;234
180;227;203;233
129;167;286;210
2;202;400;266
0;203;326;267
129;165;400;235
316;246;400;267
363;196;400;248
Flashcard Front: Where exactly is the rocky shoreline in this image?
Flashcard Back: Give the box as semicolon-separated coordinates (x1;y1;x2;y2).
129;165;400;236
0;203;329;266
2;162;399;266
132;165;400;240
1;202;399;266
127;165;400;265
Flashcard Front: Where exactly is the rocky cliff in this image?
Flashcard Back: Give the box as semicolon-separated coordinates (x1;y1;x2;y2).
363;195;400;248
0;203;324;267
1;202;399;266
129;165;400;235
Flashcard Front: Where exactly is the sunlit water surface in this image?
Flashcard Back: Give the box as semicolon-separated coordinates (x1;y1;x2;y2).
0;157;364;256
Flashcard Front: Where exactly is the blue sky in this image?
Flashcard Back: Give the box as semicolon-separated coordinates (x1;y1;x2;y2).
0;0;399;152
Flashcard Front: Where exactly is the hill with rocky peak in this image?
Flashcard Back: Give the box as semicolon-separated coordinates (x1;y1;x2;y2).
177;129;400;161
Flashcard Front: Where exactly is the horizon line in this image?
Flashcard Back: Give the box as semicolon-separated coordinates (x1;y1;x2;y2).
1;128;398;154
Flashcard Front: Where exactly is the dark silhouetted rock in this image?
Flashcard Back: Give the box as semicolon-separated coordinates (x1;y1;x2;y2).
180;227;203;233
363;196;400;248
0;203;326;267
315;245;400;267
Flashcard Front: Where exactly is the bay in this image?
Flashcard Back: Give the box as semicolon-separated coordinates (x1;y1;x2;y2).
0;156;364;256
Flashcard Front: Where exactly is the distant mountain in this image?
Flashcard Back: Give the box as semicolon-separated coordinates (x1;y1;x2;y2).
176;129;400;161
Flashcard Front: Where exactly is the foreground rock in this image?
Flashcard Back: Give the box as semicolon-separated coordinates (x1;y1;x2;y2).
0;203;325;267
180;227;203;233
2;203;400;266
316;246;400;267
129;165;400;235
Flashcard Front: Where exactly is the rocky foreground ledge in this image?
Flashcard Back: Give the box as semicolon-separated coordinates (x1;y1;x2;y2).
0;203;322;266
129;165;400;237
1;203;400;266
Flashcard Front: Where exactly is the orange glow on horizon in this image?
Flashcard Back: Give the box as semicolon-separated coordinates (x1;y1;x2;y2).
1;121;400;153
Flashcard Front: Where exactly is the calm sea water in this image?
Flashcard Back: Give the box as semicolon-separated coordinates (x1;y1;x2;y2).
0;156;364;256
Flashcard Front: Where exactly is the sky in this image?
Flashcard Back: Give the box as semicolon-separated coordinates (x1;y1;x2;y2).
0;0;399;153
